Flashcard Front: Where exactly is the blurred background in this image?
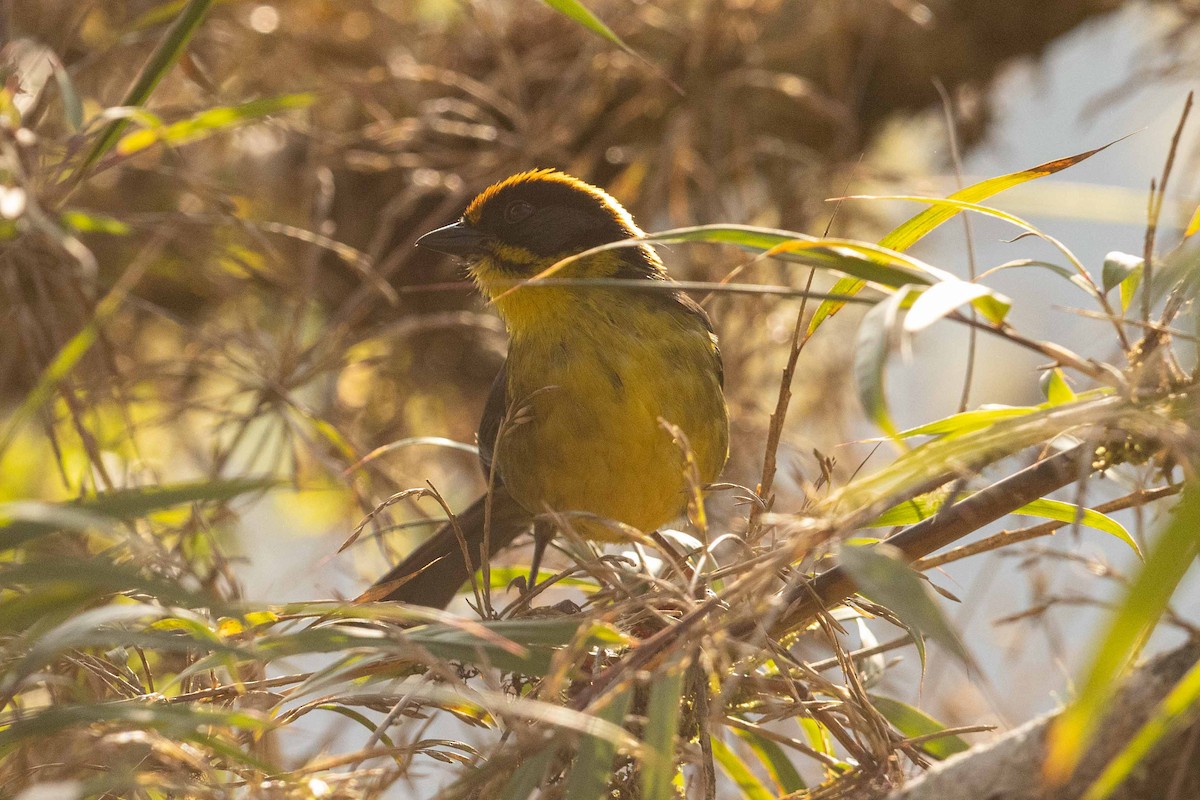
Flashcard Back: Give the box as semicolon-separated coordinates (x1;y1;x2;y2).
3;0;1199;791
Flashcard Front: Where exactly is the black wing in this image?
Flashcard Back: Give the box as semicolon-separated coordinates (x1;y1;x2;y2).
477;360;508;474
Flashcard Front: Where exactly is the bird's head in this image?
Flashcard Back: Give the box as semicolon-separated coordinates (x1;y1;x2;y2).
416;169;663;321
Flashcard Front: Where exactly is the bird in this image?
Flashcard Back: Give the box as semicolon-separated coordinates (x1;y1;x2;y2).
367;169;729;609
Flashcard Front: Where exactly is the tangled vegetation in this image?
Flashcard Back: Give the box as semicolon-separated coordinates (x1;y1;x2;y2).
1;2;1198;799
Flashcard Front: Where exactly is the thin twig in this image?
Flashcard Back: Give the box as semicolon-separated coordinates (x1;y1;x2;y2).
933;78;979;414
1140;92;1192;329
769;444;1094;636
750;266;817;535
914;484;1180;570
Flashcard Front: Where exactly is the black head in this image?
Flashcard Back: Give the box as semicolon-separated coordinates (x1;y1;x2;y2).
416;170;642;264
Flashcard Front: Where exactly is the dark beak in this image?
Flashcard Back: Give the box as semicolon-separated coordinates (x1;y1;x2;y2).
415;220;487;256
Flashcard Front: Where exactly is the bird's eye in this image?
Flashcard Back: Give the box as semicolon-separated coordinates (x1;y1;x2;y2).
503;201;533;224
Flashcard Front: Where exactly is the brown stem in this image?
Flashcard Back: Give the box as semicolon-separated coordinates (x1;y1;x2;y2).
769;444;1094;636
915;484;1180;571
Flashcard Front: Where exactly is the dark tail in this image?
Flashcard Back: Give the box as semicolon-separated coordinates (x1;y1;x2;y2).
362;484;532;609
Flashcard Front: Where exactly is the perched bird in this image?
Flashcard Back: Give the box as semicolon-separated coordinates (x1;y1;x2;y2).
369;169;729;608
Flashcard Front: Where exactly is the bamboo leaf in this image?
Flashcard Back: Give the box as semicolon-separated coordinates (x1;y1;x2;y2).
1045;483;1200;785
47;51;84;131
408;618;625;676
641;660;686;800
70;0;216;185
499;745;557;800
565;687;634;800
540;0;625;48
904;280;1010;333
1081;657;1200;800
1017;499;1141;559
1102;251;1144;295
640;227;938;287
878;136;1126;251
0;478;275;549
115;93;315;156
869;694;970;759
808;140;1119;334
896;406;1037;438
1120;263;1144;313
979;258;1093;292
895;389;1113;441
1042;368;1077;405
866;492;1138;558
808;275;866;335
0;702;270;763
59;210;132;235
826;392;1128;517
1186;201;1200;238
731;728;806;793
1;604;226;693
854;288;913;439
710;736;775;800
839;543;974;668
0;559;223;631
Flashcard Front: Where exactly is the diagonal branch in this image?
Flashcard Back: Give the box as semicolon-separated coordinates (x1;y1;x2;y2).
770;443;1094;637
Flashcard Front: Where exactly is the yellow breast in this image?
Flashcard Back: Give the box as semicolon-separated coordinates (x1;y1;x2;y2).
494;287;729;538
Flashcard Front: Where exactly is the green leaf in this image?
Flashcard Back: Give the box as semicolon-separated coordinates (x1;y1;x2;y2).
1046;483;1200;785
641;660;686;800
639;226;942;289
0;501;117;537
540;0;625;48
565;687;634;800
866;491;1139;559
730;728;806;793
499;745;557;800
1187;201;1200;238
82;477;275;518
47;51;84;131
69;0;216;186
904;280;1010;332
979;259;1094;293
0;559;223;631
854;287;914;439
310;705;397;746
869;694;970;759
1;604;230;692
839;542;974;668
827;392;1127;518
1081;656;1200;800
115;93;315;156
407;618;625;676
0;315;104;461
1120;263;1144;314
869;495;940;527
0;478;275;548
131;0;236;29
808;140;1120;334
896;406;1037;438
1016;498;1140;559
847;196;1092;291
1041;368;1077;405
1101;251;1144;295
59;210;132;235
896;389;1114;441
878;133;1128;250
710;736;776;800
808;275;865;335
0;702;270;763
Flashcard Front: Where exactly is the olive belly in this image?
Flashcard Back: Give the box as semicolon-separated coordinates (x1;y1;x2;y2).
497;316;728;539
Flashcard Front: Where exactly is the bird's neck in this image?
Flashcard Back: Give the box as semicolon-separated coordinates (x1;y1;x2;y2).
478;247;665;337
